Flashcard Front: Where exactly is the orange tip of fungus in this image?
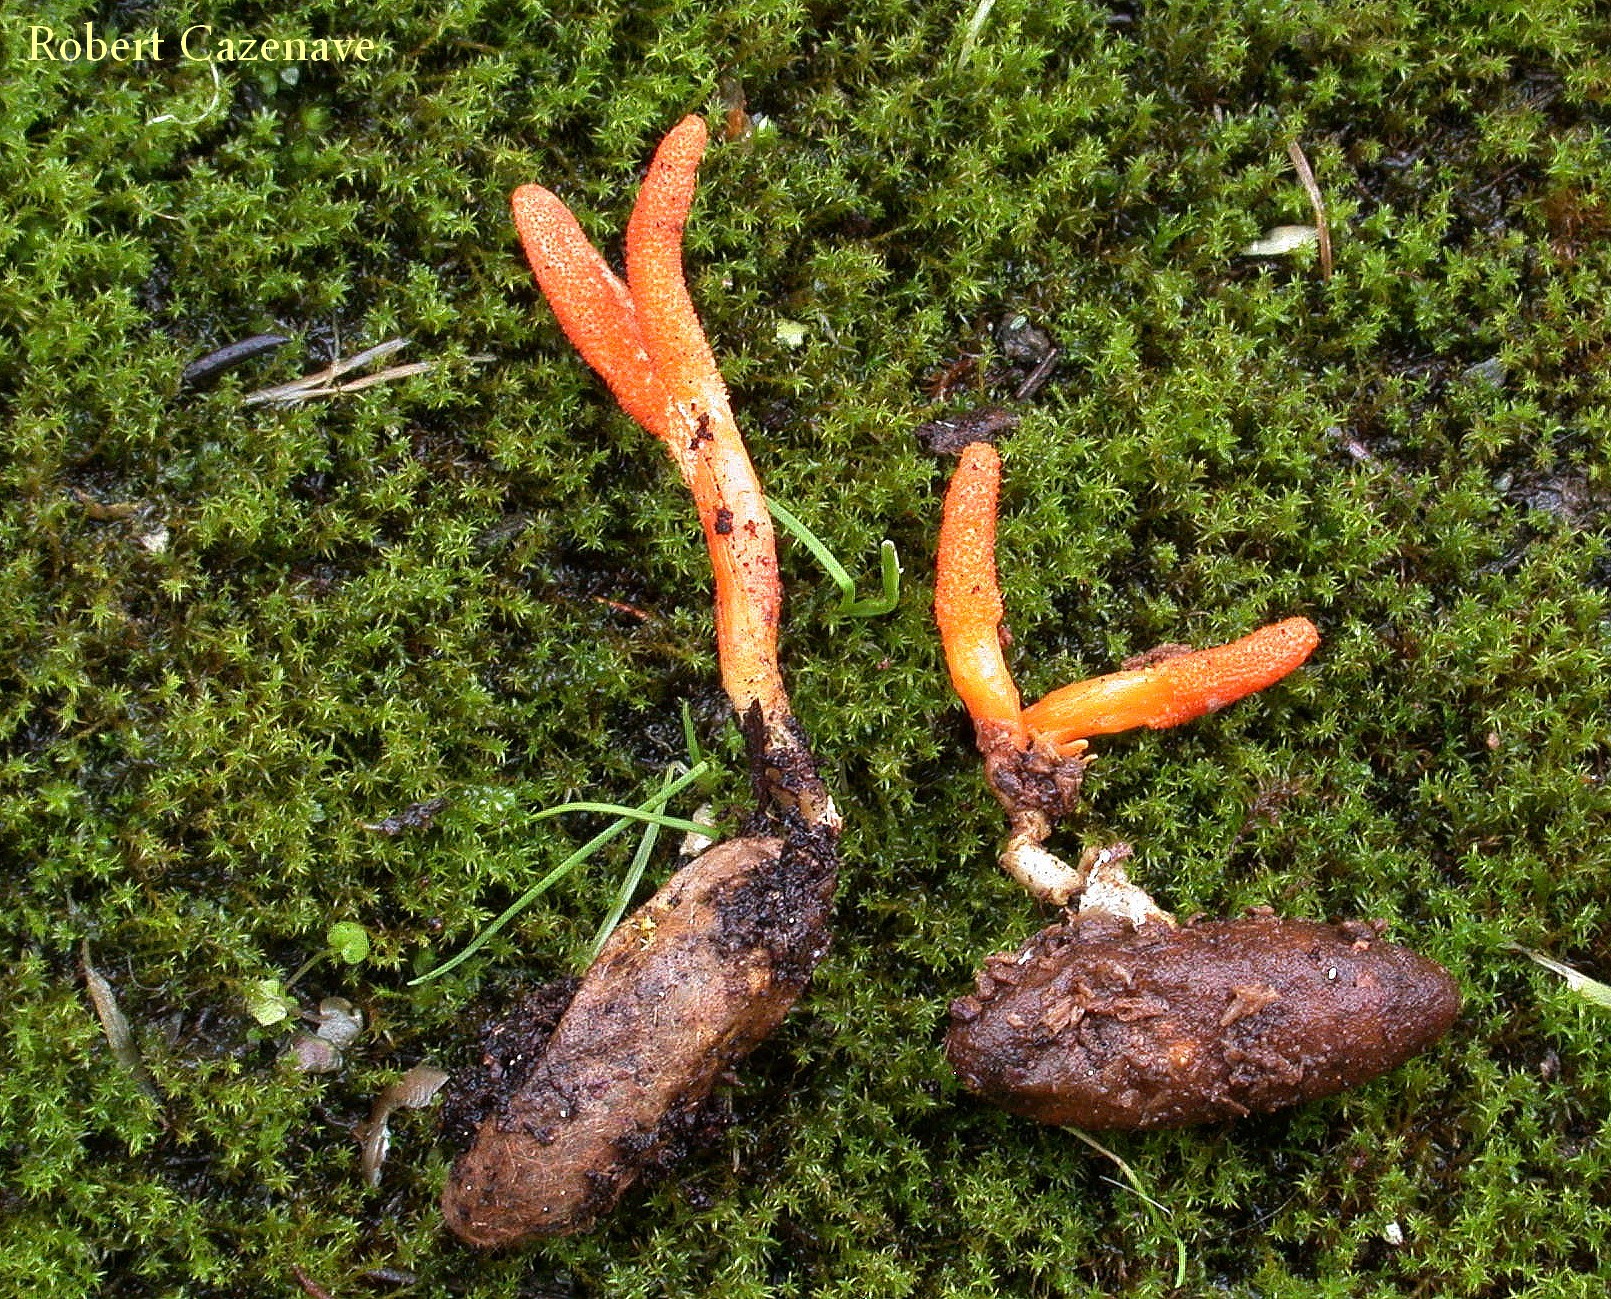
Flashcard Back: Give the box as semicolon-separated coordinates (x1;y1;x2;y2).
1021;617;1321;747
509;183;679;452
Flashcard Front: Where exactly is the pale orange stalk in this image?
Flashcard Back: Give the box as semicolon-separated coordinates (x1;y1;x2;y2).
934;441;1027;749
624;116;787;743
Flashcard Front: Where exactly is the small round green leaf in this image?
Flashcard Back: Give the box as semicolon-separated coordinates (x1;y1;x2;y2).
245;978;292;1026
326;921;371;966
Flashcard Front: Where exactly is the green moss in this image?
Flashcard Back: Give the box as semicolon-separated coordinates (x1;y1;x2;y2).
5;0;1611;1292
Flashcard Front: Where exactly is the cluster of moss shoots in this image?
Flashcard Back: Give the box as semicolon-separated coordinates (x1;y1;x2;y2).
443;117;1460;1249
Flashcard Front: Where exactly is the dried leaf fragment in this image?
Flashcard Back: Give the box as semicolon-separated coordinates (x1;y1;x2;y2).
80;943;161;1100
357;1063;450;1187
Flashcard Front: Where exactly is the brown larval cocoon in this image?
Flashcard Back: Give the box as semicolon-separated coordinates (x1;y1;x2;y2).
443;829;836;1246
946;910;1461;1130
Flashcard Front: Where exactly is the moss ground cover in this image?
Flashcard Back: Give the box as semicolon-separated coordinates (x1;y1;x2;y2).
3;0;1609;1293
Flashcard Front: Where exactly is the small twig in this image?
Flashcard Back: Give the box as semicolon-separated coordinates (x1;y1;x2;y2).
285;359;439;398
591;596;653;622
767;497;902;617
1285;139;1333;281
1012;347;1061;402
290;1266;336;1299
181;334;290;388
242;339;493;408
242;338;412;406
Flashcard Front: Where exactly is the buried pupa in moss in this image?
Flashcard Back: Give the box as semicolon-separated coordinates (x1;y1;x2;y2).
947;898;1460;1130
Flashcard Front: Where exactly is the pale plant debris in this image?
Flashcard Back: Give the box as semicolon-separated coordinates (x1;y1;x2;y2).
1509;944;1611;1011
147;58;223;127
80;943;161;1101
775;318;808;347
70;489;141;521
241;340;493;408
679;800;718;862
355;1063;451;1187
311;360;438;395
1285;139;1334;280
241;337;410;406
79;947;161;1095
1241;224;1320;257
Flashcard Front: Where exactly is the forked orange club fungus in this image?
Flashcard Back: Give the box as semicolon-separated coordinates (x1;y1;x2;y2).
935;438;1459;1129
442;117;839;1247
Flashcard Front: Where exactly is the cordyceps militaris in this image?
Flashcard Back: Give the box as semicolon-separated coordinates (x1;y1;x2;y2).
443;117;839;1248
932;436;1458;1131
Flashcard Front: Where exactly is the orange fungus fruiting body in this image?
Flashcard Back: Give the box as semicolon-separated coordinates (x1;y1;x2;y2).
934;442;1027;746
1021;617;1320;747
626;116;726;416
623;116;783;733
509;185;680;459
934;442;1319;756
509;115;790;745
